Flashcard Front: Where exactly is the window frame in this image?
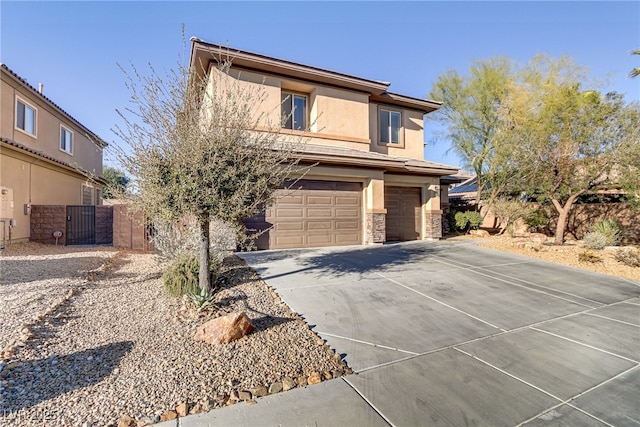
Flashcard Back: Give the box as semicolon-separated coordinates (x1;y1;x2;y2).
281;91;308;131
15;96;38;137
378;107;404;147
59;124;74;154
81;185;93;206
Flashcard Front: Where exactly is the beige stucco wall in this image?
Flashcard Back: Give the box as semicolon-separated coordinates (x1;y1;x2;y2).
0;146;102;243
1;74;104;176
368;104;425;160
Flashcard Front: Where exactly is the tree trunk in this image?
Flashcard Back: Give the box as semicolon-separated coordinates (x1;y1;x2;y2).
198;217;212;293
551;194;580;245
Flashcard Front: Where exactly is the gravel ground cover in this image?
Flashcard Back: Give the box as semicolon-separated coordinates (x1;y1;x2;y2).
0;243;348;426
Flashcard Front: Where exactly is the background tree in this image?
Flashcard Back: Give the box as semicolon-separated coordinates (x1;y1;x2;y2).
630;49;640;78
500;56;640;244
114;49;302;294
429;57;515;208
101;166;130;199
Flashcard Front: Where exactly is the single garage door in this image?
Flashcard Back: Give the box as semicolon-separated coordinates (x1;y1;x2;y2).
249;180;362;249
385;186;422;241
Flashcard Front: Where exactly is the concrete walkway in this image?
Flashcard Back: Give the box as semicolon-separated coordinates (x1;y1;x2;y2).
161;241;640;426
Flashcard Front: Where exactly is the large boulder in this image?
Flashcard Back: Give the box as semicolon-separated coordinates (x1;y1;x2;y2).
194;312;253;344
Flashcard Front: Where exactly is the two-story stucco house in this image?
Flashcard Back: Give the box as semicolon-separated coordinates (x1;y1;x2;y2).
0;64;107;244
189;38;458;250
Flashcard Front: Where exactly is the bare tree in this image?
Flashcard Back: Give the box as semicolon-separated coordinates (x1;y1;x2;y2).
114;42;303;293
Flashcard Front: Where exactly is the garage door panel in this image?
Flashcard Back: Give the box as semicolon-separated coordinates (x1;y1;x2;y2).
275;208;304;218
307;196;333;205
308;208;333;218
336;196;360;205
335;208;360;217
335;233;360;244
274;235;305;247
335;220;359;230
275;222;305;231
308;221;332;230
308;234;334;245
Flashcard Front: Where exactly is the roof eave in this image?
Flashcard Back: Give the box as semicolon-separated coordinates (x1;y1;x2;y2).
190;38;391;95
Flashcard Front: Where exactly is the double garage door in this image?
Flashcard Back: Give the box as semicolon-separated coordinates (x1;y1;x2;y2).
247;181;422;249
258;180;362;249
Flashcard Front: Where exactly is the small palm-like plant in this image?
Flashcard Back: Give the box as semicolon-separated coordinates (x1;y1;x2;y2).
188;287;217;312
591;219;623;247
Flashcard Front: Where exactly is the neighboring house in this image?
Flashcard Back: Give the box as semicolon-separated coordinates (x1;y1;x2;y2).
0;64;107;244
190;39;459;249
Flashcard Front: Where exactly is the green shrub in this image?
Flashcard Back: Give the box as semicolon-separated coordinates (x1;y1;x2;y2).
614;247;640;267
524;209;549;232
591;219;623;247
162;254;221;297
454;211;484;232
582;231;607;250
578;250;602;263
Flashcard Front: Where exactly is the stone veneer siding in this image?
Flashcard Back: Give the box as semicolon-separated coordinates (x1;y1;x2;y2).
366;212;386;244
424;210;443;239
30;205;67;244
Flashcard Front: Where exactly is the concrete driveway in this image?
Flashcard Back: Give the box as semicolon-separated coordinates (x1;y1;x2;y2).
173;241;640;426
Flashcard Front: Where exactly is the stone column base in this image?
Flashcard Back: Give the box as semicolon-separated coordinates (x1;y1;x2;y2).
366;212;386;244
424;210;443;239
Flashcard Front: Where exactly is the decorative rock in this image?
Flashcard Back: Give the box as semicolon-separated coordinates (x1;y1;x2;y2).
268;382;283;394
175;402;188;417
307;372;322;385
250;385;268;397
194;312;254;345
229;390;240;401
238;390;252;401
189;403;203;415
469;229;490;238
117;414;136;427
323;371;332;380
159;410;177;422
282;377;295;391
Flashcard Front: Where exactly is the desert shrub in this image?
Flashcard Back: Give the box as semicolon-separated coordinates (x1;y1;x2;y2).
614;247;640;267
582;231;608;250
591;219;623;247
152;216;236;261
524;209;549;232
454;211;483;232
578;250;602;263
163;254;222;297
491;198;530;235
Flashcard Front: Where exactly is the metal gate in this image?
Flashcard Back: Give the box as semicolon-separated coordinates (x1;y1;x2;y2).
66;206;95;245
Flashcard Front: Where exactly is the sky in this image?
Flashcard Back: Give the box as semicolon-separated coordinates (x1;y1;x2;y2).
1;1;638;170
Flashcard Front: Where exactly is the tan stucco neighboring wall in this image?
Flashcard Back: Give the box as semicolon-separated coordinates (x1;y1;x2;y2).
0;146;102;243
1;75;104;176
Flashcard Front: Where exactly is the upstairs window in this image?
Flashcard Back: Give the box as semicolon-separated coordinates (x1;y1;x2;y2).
281;92;307;131
16;97;37;136
379;109;402;144
60;125;73;154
